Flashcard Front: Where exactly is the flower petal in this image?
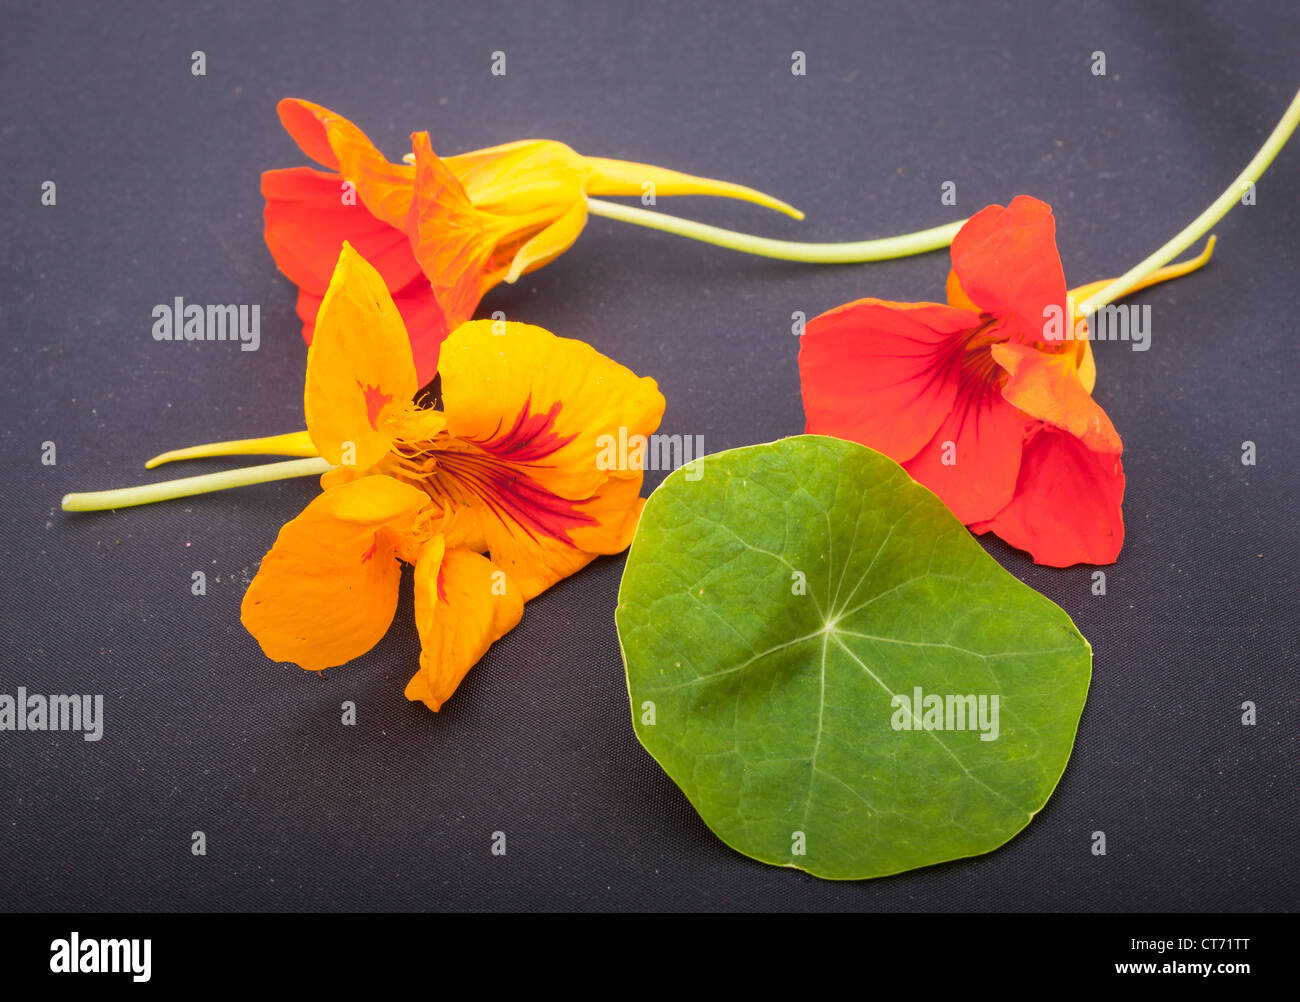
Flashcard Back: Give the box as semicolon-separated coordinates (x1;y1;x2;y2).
504;197;589;283
262;167;448;381
431;319;665;599
949;195;1067;341
444;139;587;213
405;537;524;712
439;319;665;499
902;382;1028;525
799;299;982;463
406;130;499;329
262;166;424;297
305;243;418;471
970;427;1125;566
990;342;1122;454
240;476;430;671
276;99;414;230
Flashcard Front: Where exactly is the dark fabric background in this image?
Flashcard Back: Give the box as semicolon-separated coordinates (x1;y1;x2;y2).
1;0;1295;911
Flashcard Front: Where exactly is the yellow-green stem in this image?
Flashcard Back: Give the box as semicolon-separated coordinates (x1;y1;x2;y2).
1077;87;1300;316
586;198;965;262
62;457;334;512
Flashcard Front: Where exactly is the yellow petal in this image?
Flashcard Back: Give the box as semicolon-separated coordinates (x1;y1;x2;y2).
305;242;418;471
429;319;665;600
444;139;588;213
438;319;665;501
241;475;430;671
504;197;589;283
1076;336;1097;395
405;538;524;711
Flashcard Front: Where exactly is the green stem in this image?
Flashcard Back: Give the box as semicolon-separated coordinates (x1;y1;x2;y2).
586;197;966;262
62;457;334;512
1078;87;1300;316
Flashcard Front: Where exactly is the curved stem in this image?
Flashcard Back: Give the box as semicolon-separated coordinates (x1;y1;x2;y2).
586;197;965;262
1077;87;1300;316
62;457;334;513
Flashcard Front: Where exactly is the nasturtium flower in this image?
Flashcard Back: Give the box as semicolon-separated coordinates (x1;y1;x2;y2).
798;195;1125;567
241;242;665;710
263;98;800;384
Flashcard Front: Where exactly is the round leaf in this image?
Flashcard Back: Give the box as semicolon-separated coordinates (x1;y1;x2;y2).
617;435;1091;879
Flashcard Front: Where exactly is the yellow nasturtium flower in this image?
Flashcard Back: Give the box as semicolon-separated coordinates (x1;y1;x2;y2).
241;242;665;710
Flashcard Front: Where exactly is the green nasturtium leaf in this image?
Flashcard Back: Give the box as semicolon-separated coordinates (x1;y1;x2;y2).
616;435;1091;879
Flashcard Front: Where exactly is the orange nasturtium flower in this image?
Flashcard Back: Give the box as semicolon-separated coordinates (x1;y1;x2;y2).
262;98;801;384
799;195;1203;567
240;242;665;710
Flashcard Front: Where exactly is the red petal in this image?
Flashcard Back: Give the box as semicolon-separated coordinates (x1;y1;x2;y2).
394;280;448;386
263;167;448;382
971;425;1125;566
903;382;1028;525
949;195;1067;342
262;167;423;295
799;299;982;462
296;288;322;341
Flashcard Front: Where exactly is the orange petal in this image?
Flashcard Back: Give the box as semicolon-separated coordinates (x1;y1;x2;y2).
276;99;414;230
990;342;1122;454
406;130;499;329
799;298;982;463
405;538;524;712
944;269;979;313
240;476;430;671
949;195;1067;341
304;243;418;471
970;427;1125;566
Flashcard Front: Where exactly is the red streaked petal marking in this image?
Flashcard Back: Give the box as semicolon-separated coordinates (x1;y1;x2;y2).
428;446;596;548
471;397;576;465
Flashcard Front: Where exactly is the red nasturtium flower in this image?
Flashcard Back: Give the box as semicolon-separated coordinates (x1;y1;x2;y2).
263;98;800;384
798;195;1126;567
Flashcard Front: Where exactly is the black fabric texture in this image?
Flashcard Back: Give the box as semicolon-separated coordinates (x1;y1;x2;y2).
0;0;1295;911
